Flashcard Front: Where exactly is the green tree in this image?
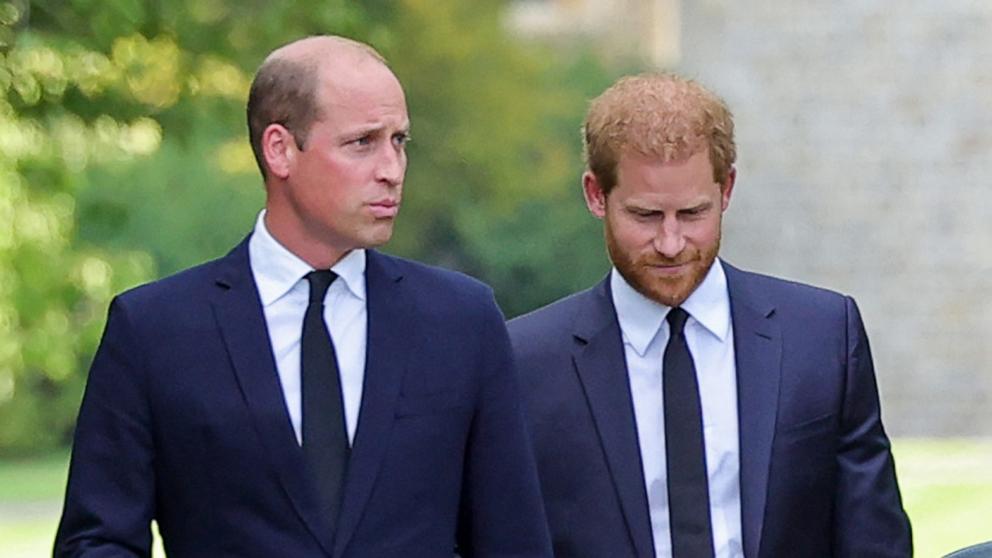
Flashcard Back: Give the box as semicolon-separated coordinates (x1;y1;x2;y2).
0;0;617;454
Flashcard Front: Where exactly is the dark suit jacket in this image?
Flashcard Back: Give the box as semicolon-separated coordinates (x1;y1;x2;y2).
508;261;911;557
55;239;552;558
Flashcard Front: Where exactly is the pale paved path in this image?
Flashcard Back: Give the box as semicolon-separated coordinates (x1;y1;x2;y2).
0;500;60;521
0;500;166;557
0;500;61;558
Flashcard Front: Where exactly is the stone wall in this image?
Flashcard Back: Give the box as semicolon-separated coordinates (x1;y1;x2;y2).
679;0;992;435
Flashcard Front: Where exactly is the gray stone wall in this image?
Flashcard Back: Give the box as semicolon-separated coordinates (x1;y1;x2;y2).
680;0;992;435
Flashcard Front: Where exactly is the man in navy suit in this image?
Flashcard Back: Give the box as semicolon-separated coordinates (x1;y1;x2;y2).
54;36;551;558
509;73;911;557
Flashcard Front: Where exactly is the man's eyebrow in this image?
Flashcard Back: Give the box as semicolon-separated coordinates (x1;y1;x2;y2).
680;201;714;212
341;124;386;137
340;123;411;138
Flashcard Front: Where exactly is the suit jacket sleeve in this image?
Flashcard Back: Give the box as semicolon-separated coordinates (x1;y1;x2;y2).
455;292;553;558
833;297;912;556
54;297;156;557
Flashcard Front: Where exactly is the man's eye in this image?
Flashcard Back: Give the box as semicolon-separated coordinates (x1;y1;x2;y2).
680;206;709;219
393;133;410;146
354;135;373;146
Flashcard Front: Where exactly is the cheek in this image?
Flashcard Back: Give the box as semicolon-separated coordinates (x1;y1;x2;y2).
685;218;722;246
323;159;358;185
316;167;370;207
608;215;654;246
320;149;375;181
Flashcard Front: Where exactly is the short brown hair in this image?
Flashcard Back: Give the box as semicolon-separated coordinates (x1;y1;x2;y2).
246;57;319;178
583;73;736;193
246;36;388;178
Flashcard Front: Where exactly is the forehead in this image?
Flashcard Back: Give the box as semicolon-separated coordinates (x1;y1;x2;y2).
618;149;712;181
614;149;717;200
315;60;407;120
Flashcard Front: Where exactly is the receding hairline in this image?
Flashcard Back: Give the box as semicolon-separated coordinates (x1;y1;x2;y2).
245;36;400;179
261;35;388;77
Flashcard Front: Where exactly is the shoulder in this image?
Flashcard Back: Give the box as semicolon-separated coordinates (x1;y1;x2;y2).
372;251;492;299
117;251;233;310
370;251;499;319
509;288;593;335
377;251;491;293
506;282;608;358
108;240;254;337
723;261;856;325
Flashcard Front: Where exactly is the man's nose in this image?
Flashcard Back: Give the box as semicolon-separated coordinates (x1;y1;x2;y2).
653;220;686;259
376;145;406;186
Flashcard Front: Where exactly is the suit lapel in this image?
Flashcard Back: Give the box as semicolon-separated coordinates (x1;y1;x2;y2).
571;278;656;557
332;250;412;558
210;238;335;557
724;262;781;558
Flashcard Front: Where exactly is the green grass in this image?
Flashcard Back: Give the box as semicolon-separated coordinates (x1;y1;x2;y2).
0;451;69;502
893;438;992;557
0;453;69;558
1;439;989;557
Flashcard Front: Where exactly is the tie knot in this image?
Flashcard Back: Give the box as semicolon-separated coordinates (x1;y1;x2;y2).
305;270;338;304
666;307;690;336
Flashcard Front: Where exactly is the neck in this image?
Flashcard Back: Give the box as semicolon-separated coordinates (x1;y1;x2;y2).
263;210;350;270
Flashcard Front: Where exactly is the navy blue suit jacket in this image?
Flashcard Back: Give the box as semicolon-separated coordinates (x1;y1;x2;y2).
508;262;911;557
55;239;552;558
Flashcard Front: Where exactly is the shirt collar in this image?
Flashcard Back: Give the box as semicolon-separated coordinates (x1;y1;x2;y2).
611;258;731;356
248;210;367;307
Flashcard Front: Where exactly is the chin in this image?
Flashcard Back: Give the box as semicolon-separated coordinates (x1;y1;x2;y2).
626;265;704;307
646;285;692;307
363;229;394;248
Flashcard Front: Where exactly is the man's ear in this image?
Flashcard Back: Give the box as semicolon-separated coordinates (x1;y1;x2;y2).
582;171;608;219
720;166;737;211
261;124;296;180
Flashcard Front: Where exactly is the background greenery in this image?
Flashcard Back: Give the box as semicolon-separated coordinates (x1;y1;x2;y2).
1;1;989;556
0;0;620;455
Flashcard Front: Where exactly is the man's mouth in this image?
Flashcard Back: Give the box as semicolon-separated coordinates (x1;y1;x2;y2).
368;199;399;219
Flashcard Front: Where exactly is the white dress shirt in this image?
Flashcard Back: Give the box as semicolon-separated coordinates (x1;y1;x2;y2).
248;211;366;445
612;260;743;558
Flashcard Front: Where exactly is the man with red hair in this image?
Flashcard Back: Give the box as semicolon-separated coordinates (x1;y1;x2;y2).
510;73;911;557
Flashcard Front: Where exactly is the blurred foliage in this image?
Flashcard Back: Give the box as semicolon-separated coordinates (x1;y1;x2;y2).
0;0;620;455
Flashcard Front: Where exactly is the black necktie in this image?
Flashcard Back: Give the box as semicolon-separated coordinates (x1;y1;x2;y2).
663;307;714;558
302;270;349;528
